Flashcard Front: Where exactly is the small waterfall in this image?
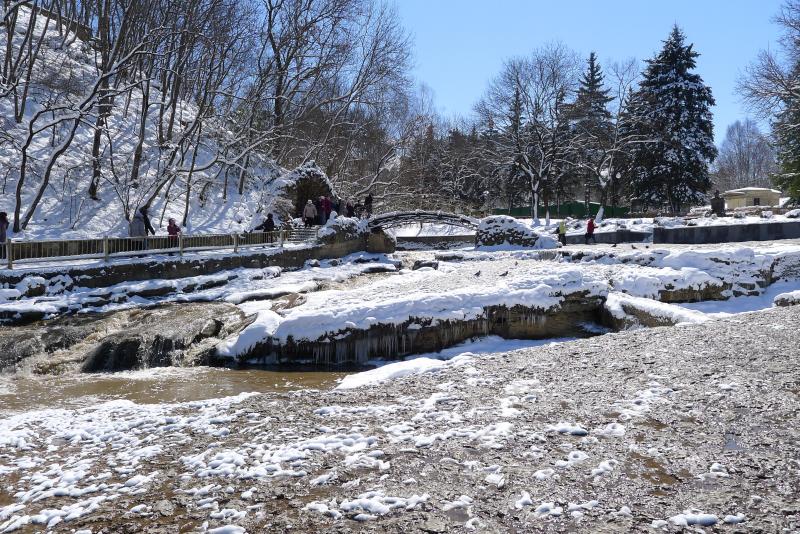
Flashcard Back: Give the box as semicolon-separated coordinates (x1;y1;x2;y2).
252;297;603;368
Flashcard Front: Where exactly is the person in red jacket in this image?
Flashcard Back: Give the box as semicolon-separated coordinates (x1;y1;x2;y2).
585;217;597;245
167;218;181;249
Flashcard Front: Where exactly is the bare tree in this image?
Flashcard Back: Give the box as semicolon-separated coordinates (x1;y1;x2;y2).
712;119;777;191
571;58;647;219
476;43;580;222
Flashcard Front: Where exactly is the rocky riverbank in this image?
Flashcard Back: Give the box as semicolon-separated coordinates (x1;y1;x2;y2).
1;306;798;532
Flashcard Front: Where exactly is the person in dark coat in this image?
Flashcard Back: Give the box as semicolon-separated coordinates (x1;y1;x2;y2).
364;193;373;216
324;196;333;220
346;201;355;217
253;213;276;233
316;197;325;225
0;212;9;260
253;213;276;244
585;217;597;245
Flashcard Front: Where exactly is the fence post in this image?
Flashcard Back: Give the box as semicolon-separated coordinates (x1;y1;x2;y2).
233;233;239;253
179;234;184;257
6;238;12;270
103;236;109;262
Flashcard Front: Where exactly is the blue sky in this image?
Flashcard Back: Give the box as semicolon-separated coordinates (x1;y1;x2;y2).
395;0;784;144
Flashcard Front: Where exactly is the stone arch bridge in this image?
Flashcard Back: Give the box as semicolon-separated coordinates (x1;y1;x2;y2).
367;211;480;231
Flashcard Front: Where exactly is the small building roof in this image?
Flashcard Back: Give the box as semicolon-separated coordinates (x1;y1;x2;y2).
722;187;782;197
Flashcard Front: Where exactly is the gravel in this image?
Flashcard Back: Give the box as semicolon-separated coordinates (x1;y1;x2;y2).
4;306;799;532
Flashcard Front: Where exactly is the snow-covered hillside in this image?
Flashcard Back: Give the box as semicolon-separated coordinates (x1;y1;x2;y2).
0;6;324;240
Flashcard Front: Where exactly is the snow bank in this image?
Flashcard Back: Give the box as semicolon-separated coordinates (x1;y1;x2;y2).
337;336;574;390
605;292;708;328
217;268;606;358
317;216;369;241
476;216;559;249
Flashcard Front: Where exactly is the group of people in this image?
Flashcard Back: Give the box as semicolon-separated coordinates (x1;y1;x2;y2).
123;192;377;248
128;206;182;250
556;217;597;246
302;193;373;227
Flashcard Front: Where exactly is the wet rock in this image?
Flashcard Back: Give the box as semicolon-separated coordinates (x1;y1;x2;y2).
127;284;176;299
0;302;248;373
81;304;247;372
361;264;396;274
434;252;464;261
412;260;439;271
0;308;49;326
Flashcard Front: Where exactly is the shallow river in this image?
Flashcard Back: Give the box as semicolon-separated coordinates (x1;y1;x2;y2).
0;367;346;417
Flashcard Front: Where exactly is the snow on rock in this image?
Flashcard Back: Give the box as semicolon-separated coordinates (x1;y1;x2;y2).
668;511;719;527
317;216;369;242
336;355;473;390
216;263;606;359
304;491;429;520
476;216;560;249
774;289;800;307
604;292;709;329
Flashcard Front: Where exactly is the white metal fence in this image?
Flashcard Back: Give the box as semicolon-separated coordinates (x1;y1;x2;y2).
2;226;321;269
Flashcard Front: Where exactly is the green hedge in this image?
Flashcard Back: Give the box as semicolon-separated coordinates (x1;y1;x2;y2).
493;202;629;218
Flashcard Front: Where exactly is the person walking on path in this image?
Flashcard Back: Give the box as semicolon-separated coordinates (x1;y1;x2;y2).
167;218;181;249
0;212;9;260
585;217;597;245
558;220;567;246
303;200;317;227
129;206;156;250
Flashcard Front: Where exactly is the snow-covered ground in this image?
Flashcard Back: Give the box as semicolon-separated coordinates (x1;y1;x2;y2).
2;306;799;532
1;242;800;532
215;242;800;360
0;251;397;320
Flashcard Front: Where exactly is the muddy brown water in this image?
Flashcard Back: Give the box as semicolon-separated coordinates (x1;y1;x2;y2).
0;367;346;416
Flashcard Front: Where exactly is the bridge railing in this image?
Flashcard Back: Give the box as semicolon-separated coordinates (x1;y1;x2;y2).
367;210;481;230
2;226;321;269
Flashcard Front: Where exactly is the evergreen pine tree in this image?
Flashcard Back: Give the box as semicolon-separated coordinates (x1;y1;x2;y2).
571;52;614;208
627;26;717;213
573;52;614;139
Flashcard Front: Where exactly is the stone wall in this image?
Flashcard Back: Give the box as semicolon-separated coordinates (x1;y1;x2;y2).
566;230;652;245
653;221;800;244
